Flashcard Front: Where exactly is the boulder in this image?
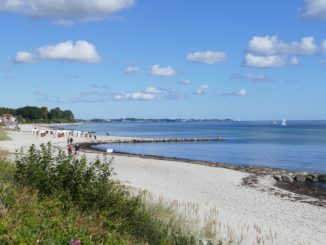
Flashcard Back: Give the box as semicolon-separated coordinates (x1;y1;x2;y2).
294;174;306;182
281;175;293;183
305;175;314;182
319;174;326;183
273;175;281;182
308;174;319;182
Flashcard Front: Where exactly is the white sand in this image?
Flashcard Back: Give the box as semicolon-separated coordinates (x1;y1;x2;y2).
1;125;325;245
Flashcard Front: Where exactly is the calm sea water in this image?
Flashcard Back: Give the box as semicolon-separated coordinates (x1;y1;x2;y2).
63;121;326;173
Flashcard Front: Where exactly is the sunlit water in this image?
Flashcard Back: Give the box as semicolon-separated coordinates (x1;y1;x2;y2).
62;121;326;173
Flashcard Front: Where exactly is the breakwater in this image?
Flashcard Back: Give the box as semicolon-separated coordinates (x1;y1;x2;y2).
95;137;224;144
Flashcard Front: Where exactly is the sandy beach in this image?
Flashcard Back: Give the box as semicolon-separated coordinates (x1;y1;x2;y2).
1;125;326;245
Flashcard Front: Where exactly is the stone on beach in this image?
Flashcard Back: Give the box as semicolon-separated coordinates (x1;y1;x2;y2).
294;174;306;182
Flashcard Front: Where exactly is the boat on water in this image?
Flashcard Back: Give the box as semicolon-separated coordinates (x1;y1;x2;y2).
106;131;111;136
281;119;287;127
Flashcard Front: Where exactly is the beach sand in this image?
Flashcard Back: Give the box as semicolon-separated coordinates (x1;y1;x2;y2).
1;125;325;244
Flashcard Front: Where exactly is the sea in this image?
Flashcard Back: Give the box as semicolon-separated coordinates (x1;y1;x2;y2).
62;121;326;173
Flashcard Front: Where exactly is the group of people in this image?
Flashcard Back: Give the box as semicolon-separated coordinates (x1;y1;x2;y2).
67;137;80;156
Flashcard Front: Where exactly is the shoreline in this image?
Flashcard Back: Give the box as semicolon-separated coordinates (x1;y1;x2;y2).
79;142;326;205
80;142;304;174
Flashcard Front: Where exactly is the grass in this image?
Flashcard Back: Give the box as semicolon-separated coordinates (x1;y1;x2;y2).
0;143;199;244
0;149;9;161
0;128;10;141
0;170;130;244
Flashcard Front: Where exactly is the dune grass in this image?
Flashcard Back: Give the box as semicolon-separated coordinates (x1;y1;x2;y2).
0;143;199;244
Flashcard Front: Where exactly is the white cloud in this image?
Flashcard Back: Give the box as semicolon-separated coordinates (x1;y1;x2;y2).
290;56;299;65
13;40;101;64
37;41;101;63
195;85;208;95
113;92;158;101
13;51;36;63
237;88;247;96
231;73;271;82
187;51;226;64
245;53;287;68
223;88;248;97
301;0;326;20
298;37;319;54
143;87;161;94
113;86;161;101
0;0;135;23
150;64;176;77
248;36;318;56
124;66;140;74
179;80;192;85
244;36;319;67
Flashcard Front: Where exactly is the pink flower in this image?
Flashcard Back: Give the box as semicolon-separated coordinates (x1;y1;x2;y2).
70;239;81;245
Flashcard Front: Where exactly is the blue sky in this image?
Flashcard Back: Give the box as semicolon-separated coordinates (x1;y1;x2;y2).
0;0;326;120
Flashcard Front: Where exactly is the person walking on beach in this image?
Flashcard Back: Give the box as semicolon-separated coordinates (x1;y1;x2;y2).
70;137;73;145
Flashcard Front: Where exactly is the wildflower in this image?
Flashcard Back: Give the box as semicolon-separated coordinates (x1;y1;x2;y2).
70;239;81;245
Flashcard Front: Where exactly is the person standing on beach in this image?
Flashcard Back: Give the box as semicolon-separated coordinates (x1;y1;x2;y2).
70;137;73;145
74;144;79;156
68;145;72;155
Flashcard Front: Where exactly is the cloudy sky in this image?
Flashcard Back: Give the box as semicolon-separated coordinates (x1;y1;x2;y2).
0;0;326;120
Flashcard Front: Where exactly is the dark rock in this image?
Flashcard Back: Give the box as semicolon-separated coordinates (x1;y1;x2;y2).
319;174;326;183
294;174;306;182
306;175;314;182
308;174;319;182
281;175;293;183
273;175;281;182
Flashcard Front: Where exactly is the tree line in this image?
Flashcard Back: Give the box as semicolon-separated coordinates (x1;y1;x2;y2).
0;106;75;123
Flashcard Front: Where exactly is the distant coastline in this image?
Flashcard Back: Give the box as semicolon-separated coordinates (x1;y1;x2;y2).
77;118;234;123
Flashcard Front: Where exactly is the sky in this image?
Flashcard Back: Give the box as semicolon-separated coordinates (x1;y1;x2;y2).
0;0;326;120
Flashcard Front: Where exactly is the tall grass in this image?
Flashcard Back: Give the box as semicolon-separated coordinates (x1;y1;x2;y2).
0;143;198;244
0;149;9;161
0;161;130;244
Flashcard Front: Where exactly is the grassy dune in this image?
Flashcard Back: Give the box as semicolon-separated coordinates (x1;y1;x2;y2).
0;144;201;244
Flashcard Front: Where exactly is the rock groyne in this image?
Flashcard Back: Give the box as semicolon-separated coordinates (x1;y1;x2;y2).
99;137;225;144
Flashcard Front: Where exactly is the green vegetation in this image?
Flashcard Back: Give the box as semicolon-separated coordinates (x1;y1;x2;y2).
0;106;75;123
0;143;198;244
0;129;10;141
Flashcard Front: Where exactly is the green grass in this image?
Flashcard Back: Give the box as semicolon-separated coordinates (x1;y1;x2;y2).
0;161;130;244
0;143;199;244
0;129;10;141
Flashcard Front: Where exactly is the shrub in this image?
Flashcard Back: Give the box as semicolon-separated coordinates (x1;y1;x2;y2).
14;143;196;244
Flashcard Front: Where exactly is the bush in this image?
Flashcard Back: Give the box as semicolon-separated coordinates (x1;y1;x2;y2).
13;143;196;244
0;162;127;244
